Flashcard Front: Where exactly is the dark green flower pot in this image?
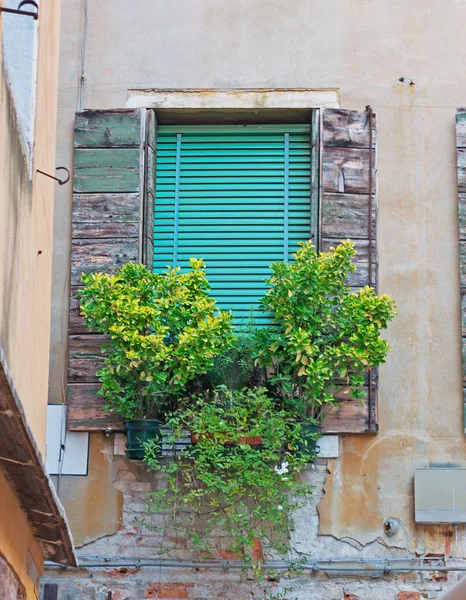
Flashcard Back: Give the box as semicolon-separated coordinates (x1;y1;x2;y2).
295;422;321;462
124;419;163;460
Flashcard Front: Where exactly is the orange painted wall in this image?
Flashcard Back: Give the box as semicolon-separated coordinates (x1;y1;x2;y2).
0;469;43;599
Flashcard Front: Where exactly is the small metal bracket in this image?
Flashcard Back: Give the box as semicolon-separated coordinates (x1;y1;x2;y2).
0;1;39;20
36;167;70;186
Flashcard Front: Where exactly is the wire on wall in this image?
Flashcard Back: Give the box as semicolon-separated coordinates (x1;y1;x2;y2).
78;0;88;111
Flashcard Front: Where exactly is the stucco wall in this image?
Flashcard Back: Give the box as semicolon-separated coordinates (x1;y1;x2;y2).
50;0;466;578
0;0;61;454
0;469;43;599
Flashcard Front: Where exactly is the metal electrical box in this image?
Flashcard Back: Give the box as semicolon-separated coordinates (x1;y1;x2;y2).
415;468;466;523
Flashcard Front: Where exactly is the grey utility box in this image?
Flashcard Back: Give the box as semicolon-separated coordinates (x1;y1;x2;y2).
415;468;466;523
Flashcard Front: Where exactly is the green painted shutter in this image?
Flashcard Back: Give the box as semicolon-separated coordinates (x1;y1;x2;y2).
153;125;312;324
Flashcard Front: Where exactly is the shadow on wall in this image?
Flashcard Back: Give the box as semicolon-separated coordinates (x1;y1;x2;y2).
0;64;32;363
53;434;123;547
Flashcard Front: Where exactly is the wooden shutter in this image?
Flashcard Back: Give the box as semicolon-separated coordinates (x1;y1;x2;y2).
457;110;466;431
319;108;378;434
67;108;157;431
154;124;312;326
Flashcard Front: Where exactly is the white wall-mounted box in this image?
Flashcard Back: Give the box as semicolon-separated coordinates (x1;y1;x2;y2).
415;468;466;523
46;405;89;476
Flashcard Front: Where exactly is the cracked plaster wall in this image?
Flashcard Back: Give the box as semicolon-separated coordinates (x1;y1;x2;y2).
48;0;466;594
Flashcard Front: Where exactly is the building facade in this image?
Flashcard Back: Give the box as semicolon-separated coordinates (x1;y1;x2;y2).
0;0;75;598
42;1;466;598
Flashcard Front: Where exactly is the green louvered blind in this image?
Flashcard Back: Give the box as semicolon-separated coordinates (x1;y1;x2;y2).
153;124;311;325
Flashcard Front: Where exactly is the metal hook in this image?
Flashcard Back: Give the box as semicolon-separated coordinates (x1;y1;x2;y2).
0;0;38;19
36;167;71;186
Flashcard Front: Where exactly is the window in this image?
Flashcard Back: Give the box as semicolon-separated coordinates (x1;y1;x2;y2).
153;124;312;324
67;107;379;434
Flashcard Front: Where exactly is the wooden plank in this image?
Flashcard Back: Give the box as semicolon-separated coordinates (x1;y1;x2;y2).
69;286;97;335
322;398;371;434
321;237;376;287
70;237;138;285
459;242;466;287
463;338;466;385
72;193;139;238
458;149;466;193
462;386;466;434
146;108;157;153
462;290;466;338
458;193;466;240
68;334;108;383
74;110;141;148
323;108;374;148
323;147;371;194
142;112;157;269
67;382;369;434
67;384;123;431
456;111;466;149
321;193;375;240
69;287;86;334
74;149;140;193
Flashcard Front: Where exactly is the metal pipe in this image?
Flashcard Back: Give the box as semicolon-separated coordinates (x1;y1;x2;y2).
44;557;466;573
73;555;444;564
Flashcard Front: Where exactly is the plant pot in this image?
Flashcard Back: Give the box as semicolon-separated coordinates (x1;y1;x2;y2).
124;419;163;460
295;422;321;462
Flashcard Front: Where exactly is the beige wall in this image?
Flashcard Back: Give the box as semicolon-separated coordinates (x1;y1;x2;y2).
0;0;61;454
51;0;466;555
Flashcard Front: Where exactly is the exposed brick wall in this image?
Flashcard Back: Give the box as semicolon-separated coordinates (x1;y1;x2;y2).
0;554;26;600
41;451;466;599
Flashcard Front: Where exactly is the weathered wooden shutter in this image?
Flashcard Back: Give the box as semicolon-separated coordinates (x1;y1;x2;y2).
154;124;312;325
319;108;378;434
457;110;466;431
67;109;157;430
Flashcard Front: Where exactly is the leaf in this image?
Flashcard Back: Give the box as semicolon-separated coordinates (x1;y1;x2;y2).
298;365;306;377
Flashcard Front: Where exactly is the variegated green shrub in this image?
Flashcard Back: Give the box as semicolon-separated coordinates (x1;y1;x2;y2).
79;259;234;420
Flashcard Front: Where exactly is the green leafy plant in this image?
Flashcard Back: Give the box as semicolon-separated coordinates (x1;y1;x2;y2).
144;388;314;565
208;315;264;390
256;240;396;422
78;260;234;420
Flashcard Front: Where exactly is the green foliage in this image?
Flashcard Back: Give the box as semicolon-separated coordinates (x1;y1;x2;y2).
78;260;234;420
144;388;314;565
257;240;397;421
208;315;264;390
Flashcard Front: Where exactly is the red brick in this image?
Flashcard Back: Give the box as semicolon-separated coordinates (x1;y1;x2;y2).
145;583;194;599
251;537;264;562
397;593;421;600
107;567;139;579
